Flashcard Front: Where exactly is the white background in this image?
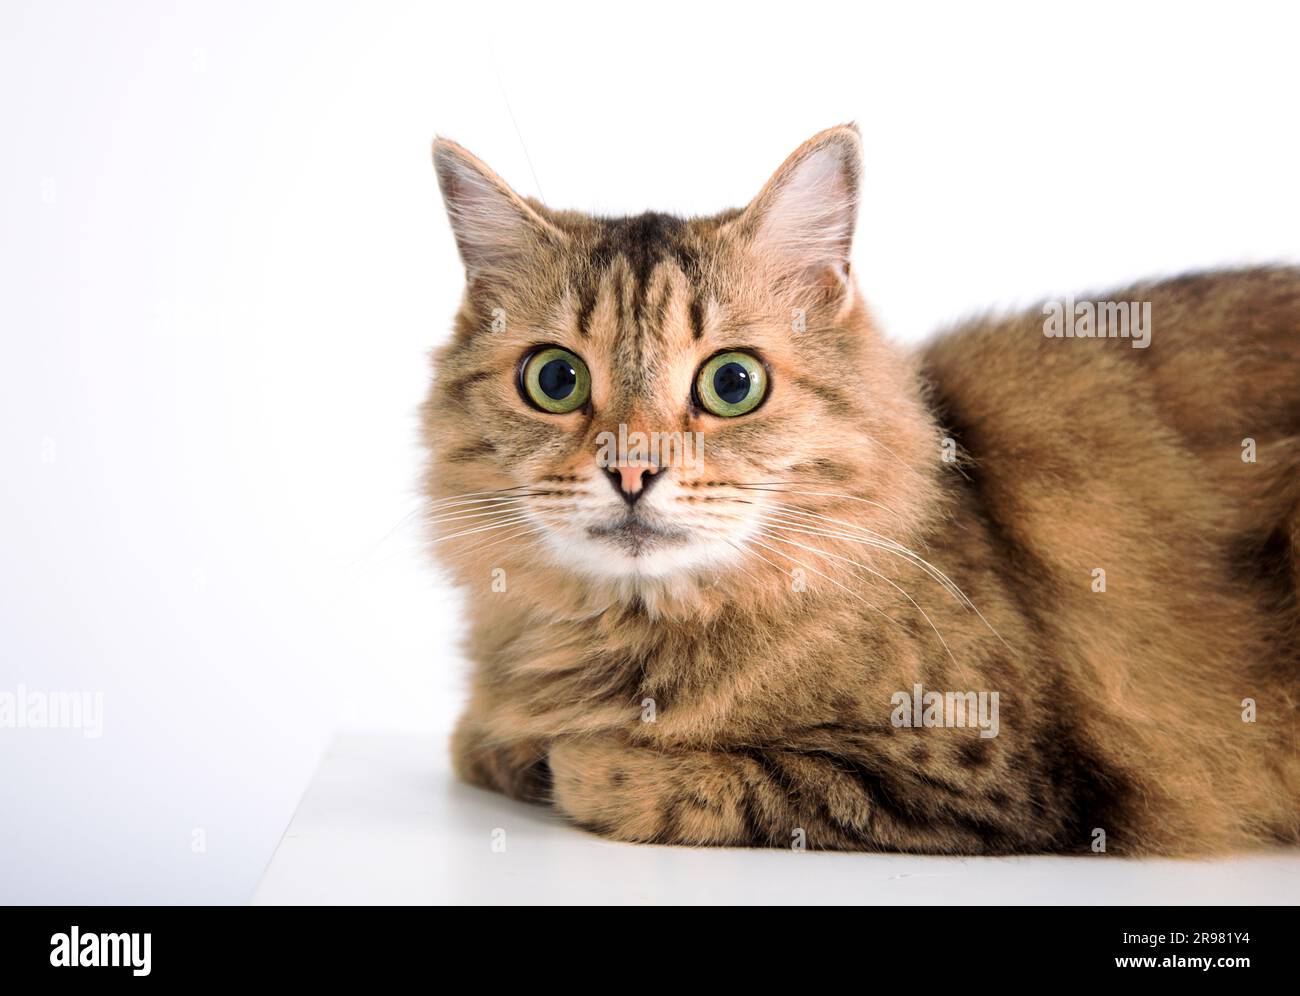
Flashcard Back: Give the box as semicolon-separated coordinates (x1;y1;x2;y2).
2;1;1297;904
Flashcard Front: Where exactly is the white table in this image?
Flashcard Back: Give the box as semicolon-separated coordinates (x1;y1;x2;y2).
253;732;1300;905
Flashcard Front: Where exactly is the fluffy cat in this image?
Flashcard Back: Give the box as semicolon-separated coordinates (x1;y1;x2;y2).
424;125;1300;854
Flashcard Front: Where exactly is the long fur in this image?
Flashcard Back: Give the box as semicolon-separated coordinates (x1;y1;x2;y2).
424;127;1300;854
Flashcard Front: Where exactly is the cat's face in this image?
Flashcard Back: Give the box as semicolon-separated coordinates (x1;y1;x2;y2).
425;127;933;593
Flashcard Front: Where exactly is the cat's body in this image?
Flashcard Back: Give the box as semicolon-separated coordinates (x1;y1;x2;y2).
427;127;1300;854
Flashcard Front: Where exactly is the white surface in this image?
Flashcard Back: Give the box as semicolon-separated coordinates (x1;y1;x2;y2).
254;733;1300;905
5;1;1300;904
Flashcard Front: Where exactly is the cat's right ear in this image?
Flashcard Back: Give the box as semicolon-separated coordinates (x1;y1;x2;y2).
432;138;564;283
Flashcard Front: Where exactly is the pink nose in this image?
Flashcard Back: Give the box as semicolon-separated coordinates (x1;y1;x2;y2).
604;461;660;505
617;463;655;494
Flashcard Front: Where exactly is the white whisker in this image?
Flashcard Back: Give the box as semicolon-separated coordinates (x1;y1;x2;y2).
756;506;1010;651
427;493;546;513
436;521;554;569
742;533;903;630
426;502;532;527
760;506;963;599
428;485;535;509
756;524;955;663
430;513;537;546
736;485;905;523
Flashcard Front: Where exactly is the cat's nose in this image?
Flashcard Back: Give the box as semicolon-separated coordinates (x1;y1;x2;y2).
603;462;660;505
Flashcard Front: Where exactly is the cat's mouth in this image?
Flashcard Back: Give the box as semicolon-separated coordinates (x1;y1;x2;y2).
586;515;688;556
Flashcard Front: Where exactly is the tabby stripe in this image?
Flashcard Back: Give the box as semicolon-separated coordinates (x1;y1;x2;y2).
445;439;497;463
689;292;705;341
445;369;493;403
575;283;598;340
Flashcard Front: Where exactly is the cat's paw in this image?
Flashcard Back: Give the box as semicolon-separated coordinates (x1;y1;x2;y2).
451;719;551;803
547;738;755;845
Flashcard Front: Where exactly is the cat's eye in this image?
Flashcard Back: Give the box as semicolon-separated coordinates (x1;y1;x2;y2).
520;346;592;414
694;350;768;417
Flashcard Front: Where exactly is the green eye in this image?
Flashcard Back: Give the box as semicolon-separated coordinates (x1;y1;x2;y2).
695;350;767;417
520;347;591;414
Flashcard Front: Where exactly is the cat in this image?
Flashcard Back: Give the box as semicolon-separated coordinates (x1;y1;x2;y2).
424;125;1300;854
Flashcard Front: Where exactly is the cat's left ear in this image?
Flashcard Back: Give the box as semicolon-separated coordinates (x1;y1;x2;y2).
729;124;862;298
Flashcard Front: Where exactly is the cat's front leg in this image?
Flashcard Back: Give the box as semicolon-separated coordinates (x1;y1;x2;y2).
548;736;1023;852
548;737;808;847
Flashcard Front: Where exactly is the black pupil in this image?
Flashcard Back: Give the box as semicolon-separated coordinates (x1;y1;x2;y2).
538;357;577;400
713;362;751;405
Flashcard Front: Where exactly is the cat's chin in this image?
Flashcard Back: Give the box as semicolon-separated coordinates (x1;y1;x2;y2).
547;529;749;586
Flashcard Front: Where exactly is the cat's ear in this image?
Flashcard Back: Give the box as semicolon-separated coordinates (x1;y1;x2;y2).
432;138;564;282
730;125;862;297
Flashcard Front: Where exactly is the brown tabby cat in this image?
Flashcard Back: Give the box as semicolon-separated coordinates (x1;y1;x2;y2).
424;125;1300;854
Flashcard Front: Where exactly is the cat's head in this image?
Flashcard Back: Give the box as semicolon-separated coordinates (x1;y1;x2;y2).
424;126;939;604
